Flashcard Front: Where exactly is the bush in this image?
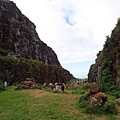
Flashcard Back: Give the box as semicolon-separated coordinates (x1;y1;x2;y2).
80;82;91;90
85;105;102;114
79;95;87;102
102;102;118;114
68;79;77;84
36;84;43;90
115;91;120;98
77;96;118;115
83;102;118;115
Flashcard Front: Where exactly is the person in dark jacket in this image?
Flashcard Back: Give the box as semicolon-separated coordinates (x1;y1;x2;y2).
61;83;65;92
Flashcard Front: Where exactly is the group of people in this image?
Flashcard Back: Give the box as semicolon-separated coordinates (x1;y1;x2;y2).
43;82;66;92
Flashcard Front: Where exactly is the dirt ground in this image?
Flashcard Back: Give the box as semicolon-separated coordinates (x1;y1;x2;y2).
23;89;120;120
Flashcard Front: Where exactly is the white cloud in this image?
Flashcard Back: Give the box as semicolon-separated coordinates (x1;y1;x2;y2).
12;0;120;77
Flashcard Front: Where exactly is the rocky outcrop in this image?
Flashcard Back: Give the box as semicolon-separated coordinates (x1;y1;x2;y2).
0;57;74;84
0;0;75;84
88;19;120;90
0;0;60;65
17;78;36;89
85;83;108;106
88;92;108;106
68;79;87;88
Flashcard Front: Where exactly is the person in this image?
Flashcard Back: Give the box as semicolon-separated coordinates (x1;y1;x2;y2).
61;83;65;92
4;81;7;87
9;80;12;86
55;83;59;90
49;82;53;90
43;83;46;89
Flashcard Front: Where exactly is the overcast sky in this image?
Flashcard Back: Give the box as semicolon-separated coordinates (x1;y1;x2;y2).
12;0;120;78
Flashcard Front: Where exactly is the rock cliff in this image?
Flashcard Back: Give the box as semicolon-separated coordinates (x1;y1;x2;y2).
0;0;60;65
88;19;120;91
0;0;75;84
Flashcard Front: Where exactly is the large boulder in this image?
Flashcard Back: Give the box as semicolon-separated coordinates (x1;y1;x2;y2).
88;92;108;106
18;78;36;89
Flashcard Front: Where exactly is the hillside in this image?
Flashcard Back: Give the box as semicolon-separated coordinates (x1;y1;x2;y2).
88;18;120;92
0;0;74;84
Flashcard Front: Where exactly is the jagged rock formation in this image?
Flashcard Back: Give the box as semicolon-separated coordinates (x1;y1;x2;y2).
88;19;120;90
0;0;60;65
0;0;75;84
0;56;74;84
85;83;108;106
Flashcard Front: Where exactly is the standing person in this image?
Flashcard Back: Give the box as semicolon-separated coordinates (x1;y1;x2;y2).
9;80;12;86
61;83;65;92
4;81;7;87
43;83;46;89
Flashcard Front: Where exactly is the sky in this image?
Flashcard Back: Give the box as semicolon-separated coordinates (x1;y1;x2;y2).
11;0;120;78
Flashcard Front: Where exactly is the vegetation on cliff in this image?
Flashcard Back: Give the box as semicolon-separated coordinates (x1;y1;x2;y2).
0;50;74;84
88;18;120;96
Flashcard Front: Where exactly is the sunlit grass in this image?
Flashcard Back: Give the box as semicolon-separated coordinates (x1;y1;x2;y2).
0;86;120;120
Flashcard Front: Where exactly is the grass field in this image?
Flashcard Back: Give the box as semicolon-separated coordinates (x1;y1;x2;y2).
0;86;120;120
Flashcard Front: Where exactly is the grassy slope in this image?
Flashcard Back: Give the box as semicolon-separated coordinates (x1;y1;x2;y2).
0;86;120;120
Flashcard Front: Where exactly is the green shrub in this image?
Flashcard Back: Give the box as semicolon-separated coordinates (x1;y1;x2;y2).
83;102;118;115
79;96;85;102
102;102;118;114
114;90;120;98
68;79;77;84
78;95;89;106
84;105;102;114
101;67;117;93
70;86;77;90
78;95;118;115
108;90;120;99
80;82;91;90
36;83;43;90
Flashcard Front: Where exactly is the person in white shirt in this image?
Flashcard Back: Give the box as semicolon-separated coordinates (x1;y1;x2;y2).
4;81;7;87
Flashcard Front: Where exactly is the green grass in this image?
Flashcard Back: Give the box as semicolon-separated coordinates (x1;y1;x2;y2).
0;86;120;120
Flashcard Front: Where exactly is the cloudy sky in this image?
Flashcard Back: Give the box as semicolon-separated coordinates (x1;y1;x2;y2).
12;0;120;78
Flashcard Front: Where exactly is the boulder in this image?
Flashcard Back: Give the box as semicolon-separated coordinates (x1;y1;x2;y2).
88;92;108;106
18;78;36;89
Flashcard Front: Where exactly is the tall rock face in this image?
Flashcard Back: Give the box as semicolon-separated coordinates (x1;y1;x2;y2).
0;0;60;66
0;0;75;83
88;19;120;91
